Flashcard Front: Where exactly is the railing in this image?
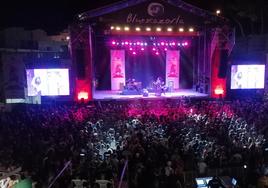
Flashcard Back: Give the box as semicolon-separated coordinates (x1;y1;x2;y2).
48;160;71;188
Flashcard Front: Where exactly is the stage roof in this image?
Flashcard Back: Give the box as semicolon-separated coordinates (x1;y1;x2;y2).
75;0;228;27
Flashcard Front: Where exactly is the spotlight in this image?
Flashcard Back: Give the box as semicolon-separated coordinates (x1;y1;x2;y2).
132;51;136;55
141;48;145;51
125;42;129;45
66;36;70;40
155;52;159;55
116;26;121;31
152;48;156;51
164;48;167;51
135;27;141;31
179;28;184;32
130;48;133;51
110;26;115;30
167;27;172;32
137;42;140;45
144;43;148;46
112;41;116;45
185;42;188;46
124;26;130;31
161;42;165;46
189;28;194;32
156;27;161;32
146;27;151;31
216;9;221;15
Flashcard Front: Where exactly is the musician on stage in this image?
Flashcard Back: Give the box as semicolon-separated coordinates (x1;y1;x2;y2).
154;77;166;95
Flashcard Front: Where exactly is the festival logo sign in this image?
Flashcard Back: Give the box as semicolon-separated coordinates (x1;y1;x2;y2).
147;3;165;17
125;2;184;25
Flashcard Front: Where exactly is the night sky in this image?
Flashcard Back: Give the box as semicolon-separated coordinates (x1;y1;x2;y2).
0;0;265;35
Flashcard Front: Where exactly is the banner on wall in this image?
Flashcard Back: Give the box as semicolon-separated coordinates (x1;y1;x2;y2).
111;50;125;90
166;50;180;90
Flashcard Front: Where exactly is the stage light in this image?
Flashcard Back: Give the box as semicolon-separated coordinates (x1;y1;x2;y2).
124;26;130;31
156;27;161;32
165;43;168;46
167;27;172;32
144;43;148;46
152;47;156;51
125;42;129;45
140;43;144;46
66;36;70;41
78;91;89;100
172;42;176;46
116;26;121;31
116;42;119;45
121;42;125;45
110;26;115;30
135;27;141;31
185;42;189;46
178;43;181;46
161;42;165;46
153;43;156;46
214;87;224;95
137;42;140;45
129;42;132;45
189;27;194;32
146;27;151;31
164;48;167;51
179;28;184;32
129;47;133;51
112;41;116;45
141;48;145;51
132;51;136;55
155;52;159;55
216;9;221;15
133;43;136;46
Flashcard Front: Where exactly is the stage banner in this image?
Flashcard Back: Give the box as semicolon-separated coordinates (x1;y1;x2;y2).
166;50;180;90
111;50;125;90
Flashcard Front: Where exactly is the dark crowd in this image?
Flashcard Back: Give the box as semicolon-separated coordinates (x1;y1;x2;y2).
1;98;268;188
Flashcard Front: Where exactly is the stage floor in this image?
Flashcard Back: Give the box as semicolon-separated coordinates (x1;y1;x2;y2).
93;89;208;100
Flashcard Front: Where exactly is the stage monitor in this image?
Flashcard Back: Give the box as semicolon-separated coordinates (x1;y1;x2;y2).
26;69;70;96
231;65;265;89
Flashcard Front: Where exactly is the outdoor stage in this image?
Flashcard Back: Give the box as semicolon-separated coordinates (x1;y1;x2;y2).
93;89;208;100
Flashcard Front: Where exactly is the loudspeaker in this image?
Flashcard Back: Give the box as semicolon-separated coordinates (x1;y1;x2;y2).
75;49;86;79
218;49;229;78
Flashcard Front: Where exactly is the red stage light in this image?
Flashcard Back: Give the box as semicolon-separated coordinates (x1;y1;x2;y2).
214;87;224;95
155;52;159;55
132;51;136;55
141;48;145;51
112;41;116;45
78;91;89;100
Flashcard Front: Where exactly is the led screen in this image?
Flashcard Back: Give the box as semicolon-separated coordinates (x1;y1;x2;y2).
26;69;70;96
231;65;265;89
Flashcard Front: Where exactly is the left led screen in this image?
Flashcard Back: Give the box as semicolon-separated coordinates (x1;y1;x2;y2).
26;69;70;96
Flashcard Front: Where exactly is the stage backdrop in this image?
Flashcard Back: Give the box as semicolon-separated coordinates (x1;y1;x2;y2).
111;50;125;90
166;50;180;90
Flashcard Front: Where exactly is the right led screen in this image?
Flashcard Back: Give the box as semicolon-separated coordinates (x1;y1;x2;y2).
231;65;265;89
